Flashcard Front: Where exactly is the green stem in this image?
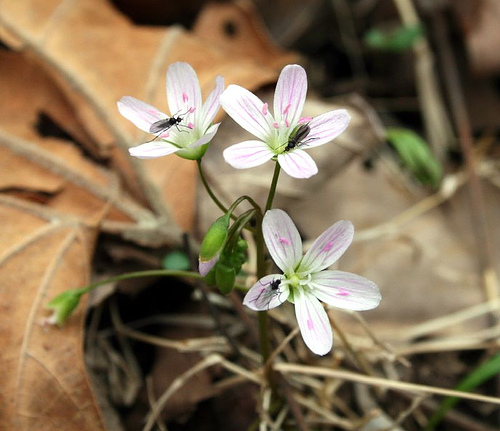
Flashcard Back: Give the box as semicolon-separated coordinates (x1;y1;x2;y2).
197;159;228;213
254;211;271;364
265;162;281;212
226;209;256;251
78;270;203;295
229;195;261;215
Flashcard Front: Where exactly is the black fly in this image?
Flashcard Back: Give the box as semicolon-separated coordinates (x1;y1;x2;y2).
146;110;191;142
269;278;281;291
255;278;283;309
282;123;315;152
149;114;184;135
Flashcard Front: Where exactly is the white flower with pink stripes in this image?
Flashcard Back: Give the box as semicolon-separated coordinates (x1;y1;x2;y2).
244;209;381;355
118;62;224;160
220;64;350;178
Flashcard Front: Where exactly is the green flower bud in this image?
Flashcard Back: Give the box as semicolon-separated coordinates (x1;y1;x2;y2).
215;262;236;295
236;239;248;252
45;289;84;326
204;266;217;286
229;251;246;274
199;213;231;277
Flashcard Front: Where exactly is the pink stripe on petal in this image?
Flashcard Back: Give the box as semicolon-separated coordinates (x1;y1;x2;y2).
299;220;354;273
262;209;302;274
277;150;318;179
305;109;351;148
322;241;334;252
310;271;381;311
220;85;274;141
279;237;291;246
274;65;307;129
294;290;332;356
223;140;274;169
117;96;166;133
167;62;202;121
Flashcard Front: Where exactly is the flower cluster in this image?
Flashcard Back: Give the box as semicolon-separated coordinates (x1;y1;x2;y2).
117;61;381;356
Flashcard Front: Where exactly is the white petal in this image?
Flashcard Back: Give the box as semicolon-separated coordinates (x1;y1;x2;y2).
299;220;354;273
117;96;167;133
199;76;224;132
310;271;381;311
167;62;202;122
189;123;220;148
243;275;289;311
277;150;318;178
223;140;274;169
220;85;274;141
273;65;307;128
263;209;302;274
128;141;179;159
305;109;351;148
294;290;333;356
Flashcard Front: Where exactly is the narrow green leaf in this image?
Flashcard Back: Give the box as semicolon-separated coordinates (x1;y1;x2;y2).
365;24;423;52
386;128;443;187
426;354;500;430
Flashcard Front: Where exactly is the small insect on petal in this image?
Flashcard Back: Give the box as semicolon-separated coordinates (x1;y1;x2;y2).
282;123;316;152
149;117;182;134
243;276;288;311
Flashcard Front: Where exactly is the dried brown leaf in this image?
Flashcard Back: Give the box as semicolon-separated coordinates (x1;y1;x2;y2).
0;196;105;431
193;1;299;69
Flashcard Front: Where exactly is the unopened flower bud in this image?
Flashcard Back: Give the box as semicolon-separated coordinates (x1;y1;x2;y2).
215;262;236;295
198;213;231;276
45;289;83;327
236;239;248;252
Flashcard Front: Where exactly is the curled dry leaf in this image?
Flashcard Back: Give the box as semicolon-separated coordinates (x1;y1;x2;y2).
0;196;105;431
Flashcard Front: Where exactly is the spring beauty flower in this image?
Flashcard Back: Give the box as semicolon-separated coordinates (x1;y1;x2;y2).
244;209;381;355
220;64;350;178
118;62;224;160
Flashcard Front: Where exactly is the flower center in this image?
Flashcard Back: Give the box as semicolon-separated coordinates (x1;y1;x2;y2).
286;273;311;289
